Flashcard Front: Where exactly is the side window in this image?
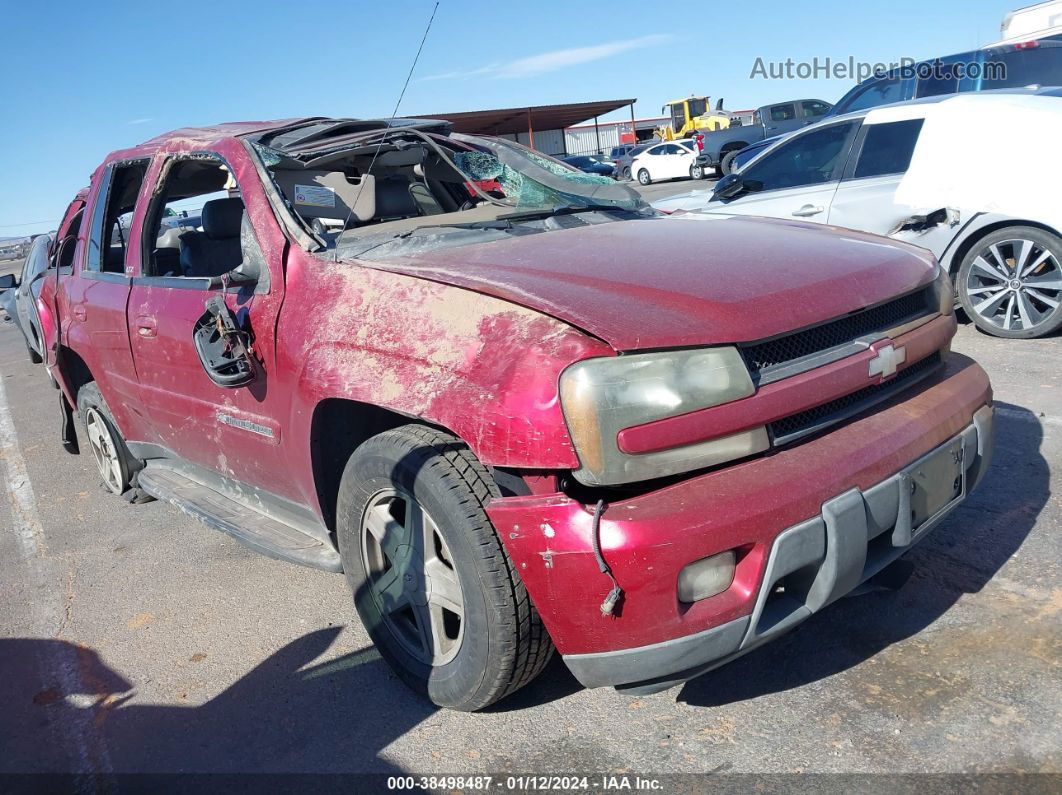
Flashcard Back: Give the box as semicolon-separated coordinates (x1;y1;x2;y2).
801;100;831;118
23;236;52;282
836;77;905;114
979;46;1062;90
51;210;84;272
647;146;664;156
916;58;961;98
662;144;684;155
142;154;244;280
741;122;857;192
852;119;924;179
86;161;149;274
770;104;797;122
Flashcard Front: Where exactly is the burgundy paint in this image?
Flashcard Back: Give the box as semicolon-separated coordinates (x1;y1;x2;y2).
487;355;990;655
47;120;990;663
366;216;940;350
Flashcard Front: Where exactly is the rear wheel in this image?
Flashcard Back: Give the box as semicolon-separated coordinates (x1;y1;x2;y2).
637;169;652;186
956;226;1062;339
690;164;705;180
620;166;632;181
337;424;553;711
76;383;140;495
719;150;739;176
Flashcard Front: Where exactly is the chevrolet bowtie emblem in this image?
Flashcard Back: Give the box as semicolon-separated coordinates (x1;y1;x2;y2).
868;343;906;380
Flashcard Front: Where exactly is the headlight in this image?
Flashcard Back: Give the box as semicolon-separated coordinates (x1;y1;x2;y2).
559;347;769;486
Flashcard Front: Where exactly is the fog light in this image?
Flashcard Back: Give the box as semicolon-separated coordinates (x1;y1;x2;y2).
677;550;736;603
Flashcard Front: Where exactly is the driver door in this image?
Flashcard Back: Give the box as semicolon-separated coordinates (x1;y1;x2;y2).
126;151;295;500
709;120;859;223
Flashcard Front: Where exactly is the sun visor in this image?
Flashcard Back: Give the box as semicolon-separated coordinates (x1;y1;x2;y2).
271;169;376;222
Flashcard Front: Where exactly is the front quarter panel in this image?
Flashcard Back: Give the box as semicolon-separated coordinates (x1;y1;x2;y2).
283;249;612;471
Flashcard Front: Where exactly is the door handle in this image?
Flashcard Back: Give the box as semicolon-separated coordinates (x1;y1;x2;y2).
72;306;87;321
135;315;157;338
792;204;824;217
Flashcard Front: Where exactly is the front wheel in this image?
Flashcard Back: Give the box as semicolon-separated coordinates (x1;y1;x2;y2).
337;424;554;711
637;169;652;186
690;164;705;180
956;226;1062;339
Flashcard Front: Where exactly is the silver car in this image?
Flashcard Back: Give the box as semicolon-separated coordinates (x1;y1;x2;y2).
655;89;1062;339
0;233;53;361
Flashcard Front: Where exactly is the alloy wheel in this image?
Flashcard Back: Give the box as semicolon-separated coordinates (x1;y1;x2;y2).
85;408;124;494
360;489;464;666
965;238;1062;333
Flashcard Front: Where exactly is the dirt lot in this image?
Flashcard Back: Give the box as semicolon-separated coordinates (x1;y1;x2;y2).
0;250;1059;781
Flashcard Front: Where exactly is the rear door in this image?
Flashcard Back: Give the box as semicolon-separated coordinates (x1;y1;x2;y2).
828;116;958;257
827;118;924;234
661;143;695;178
763;103;802;136
709;120;859;223
60;159;154;443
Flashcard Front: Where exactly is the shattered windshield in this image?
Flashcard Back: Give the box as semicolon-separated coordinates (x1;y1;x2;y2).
250;125;649;259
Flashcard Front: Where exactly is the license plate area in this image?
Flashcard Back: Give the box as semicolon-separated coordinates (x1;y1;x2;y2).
907;437;965;533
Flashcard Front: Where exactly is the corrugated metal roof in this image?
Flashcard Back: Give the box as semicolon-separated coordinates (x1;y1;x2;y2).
415;99;636;135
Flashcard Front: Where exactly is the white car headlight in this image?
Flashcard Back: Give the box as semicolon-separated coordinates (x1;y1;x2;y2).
559;347;769;486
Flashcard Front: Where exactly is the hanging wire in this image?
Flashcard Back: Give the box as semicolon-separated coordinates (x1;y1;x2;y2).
335;1;440;259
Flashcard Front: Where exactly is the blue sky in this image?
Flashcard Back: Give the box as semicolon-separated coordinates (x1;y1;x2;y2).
0;0;1016;237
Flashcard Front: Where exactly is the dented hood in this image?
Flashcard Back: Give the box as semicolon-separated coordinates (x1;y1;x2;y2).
361;214;938;351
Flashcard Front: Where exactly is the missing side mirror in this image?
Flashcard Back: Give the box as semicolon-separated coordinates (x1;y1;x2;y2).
192;296;256;388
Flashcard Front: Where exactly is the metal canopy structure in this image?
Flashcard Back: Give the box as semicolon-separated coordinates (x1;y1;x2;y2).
415;98;636;145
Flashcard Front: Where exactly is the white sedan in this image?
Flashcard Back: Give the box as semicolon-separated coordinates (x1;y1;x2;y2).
630;141;705;185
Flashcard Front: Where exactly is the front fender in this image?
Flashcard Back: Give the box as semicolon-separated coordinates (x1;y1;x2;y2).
285;258;612;470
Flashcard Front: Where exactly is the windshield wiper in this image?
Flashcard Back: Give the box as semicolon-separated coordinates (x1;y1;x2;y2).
497;204;627;222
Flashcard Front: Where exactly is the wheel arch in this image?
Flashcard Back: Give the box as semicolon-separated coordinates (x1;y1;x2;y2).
943;218;1062;275
53;344;94;408
719;140;750;155
308;398;537;535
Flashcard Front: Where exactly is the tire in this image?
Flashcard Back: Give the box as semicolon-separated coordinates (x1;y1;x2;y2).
690;164;705;180
637;169;652;186
76;382;141;495
956;226;1062;339
719;150;739;176
337;424;554;711
26;323;43;363
620;166;631;181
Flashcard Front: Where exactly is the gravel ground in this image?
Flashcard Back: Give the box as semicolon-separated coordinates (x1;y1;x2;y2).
0;251;1059;786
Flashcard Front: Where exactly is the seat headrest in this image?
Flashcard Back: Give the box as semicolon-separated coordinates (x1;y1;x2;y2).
375;178;418;220
201;197;245;240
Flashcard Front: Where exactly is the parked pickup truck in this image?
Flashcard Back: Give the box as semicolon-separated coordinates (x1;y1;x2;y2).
698;98;832;175
39;116;993;711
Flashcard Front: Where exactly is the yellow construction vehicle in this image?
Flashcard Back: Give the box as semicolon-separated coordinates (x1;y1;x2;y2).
656;96;732;140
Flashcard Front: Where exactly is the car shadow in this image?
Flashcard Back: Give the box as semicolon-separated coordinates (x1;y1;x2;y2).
677;400;1048;708
0;627;435;776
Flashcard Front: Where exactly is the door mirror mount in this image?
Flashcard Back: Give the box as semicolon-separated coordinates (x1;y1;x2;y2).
713;173;746;200
192;296;256;388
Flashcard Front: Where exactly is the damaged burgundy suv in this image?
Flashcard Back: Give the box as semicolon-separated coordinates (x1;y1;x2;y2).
39;117;993;710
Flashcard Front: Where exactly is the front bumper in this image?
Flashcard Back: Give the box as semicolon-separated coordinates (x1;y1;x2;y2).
485;354;993;691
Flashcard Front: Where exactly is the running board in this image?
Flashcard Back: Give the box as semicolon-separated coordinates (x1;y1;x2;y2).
137;467;342;572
